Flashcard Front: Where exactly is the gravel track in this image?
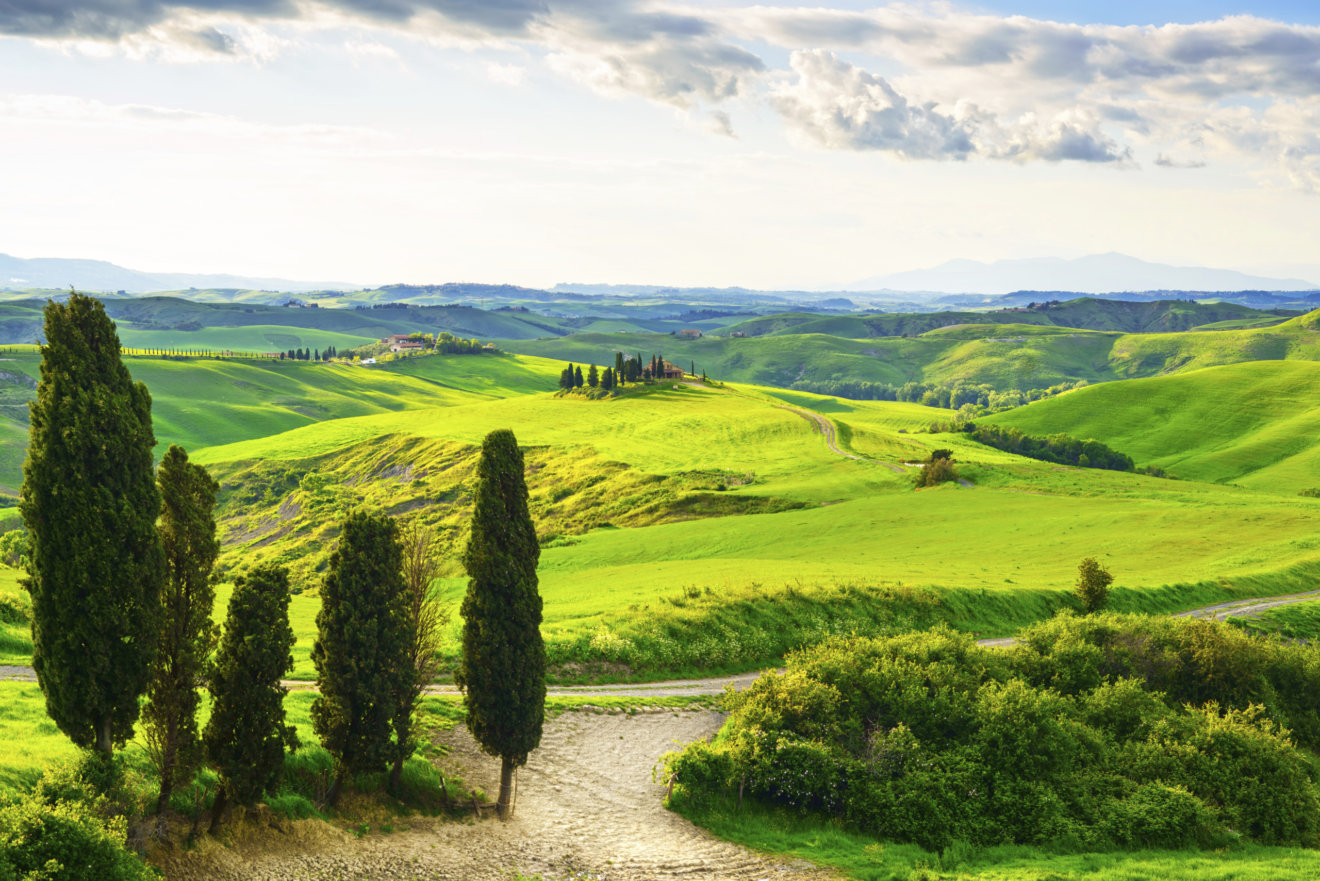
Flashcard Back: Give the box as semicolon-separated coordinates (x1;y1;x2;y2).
158;710;832;881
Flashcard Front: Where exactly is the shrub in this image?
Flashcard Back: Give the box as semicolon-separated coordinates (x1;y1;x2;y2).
914;457;959;488
663;616;1320;853
0;759;156;881
1074;557;1113;612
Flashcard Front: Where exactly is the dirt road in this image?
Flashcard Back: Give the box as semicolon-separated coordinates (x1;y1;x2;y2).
773;405;863;461
159;709;832;881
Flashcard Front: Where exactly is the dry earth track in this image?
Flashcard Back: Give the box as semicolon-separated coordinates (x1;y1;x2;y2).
157;709;833;881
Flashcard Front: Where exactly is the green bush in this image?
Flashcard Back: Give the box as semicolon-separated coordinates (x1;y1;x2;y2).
0;758;156;881
665;616;1320;853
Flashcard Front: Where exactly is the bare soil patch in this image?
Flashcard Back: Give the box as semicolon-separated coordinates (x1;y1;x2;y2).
160;709;832;881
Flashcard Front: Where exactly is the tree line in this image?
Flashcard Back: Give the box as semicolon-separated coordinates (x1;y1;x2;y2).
789;378;1088;410
958;423;1136;471
15;294;544;861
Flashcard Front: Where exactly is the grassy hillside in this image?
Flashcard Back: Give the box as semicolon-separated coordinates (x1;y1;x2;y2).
169;375;1320;679
721;298;1290;339
115;323;377;353
0;348;560;492
988;360;1320;493
499;308;1320;393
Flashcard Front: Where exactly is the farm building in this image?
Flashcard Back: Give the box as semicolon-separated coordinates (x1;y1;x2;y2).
677;328;703;339
390;340;425;353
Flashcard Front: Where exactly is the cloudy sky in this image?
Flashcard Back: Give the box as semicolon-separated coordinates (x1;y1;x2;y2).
2;1;1319;288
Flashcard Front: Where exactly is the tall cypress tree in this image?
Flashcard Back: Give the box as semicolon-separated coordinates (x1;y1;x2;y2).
389;521;449;793
457;429;544;820
21;292;165;756
312;510;411;806
573;365;584;388
587;363;598;388
145;445;220;814
203;563;298;831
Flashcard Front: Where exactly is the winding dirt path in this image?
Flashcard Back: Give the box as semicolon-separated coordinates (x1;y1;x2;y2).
158;709;833;881
772;405;863;461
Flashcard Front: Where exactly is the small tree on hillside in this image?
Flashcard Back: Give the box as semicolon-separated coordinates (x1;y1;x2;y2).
388;520;450;793
587;363;598;388
914;455;959;488
1075;557;1113;613
573;366;584;388
22;292;165;757
203;563;298;831
144;445;220;815
312;510;411;806
456;429;545;820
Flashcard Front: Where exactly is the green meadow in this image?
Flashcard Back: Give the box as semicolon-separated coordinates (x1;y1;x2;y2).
990;359;1320;493
116;323;378;354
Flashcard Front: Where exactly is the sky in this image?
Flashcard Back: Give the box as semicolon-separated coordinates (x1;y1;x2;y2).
1;1;1318;289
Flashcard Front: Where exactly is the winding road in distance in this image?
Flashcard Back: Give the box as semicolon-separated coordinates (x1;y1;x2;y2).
4;590;1317;697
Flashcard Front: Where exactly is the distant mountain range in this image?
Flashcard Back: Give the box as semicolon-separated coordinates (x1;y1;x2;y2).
0;253;363;293
847;253;1320;295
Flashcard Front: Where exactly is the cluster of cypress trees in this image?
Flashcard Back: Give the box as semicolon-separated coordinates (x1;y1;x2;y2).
22;293;300;826
20;293;545;829
282;345;337;361
557;351;695;392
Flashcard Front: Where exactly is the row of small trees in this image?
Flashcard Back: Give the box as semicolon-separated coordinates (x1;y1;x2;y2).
20;293;544;832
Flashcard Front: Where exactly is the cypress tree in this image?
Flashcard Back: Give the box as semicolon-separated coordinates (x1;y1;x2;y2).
312;510;411;806
144;445;220;815
21;292;165;757
587;363;598;388
203;563;298;831
456;429;544;820
574;366;584;388
614;351;624;378
389;521;449;793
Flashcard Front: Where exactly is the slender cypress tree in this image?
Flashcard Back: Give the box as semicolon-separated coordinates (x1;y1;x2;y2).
203;563;298;831
389;521;449;793
573;366;584;388
145;445;220;815
587;363;598;388
312;510;411;806
456;429;544;820
614;351;624;379
21;292;164;757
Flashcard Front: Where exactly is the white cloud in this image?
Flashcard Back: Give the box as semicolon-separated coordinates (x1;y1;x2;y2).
773;51;1129;164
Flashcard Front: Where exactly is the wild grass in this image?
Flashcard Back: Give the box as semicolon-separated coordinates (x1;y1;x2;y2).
0;567;31;664
1231;598;1320;641
671;793;1320;881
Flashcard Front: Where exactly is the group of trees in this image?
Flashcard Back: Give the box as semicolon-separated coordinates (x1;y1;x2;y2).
557;351;699;392
282;345;339;361
18;293;545;845
962;424;1136;472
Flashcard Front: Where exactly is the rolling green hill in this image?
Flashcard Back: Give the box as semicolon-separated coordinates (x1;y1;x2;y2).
115;323;377;353
0;349;559;493
721;297;1292;339
499;308;1320;393
987;359;1320;493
